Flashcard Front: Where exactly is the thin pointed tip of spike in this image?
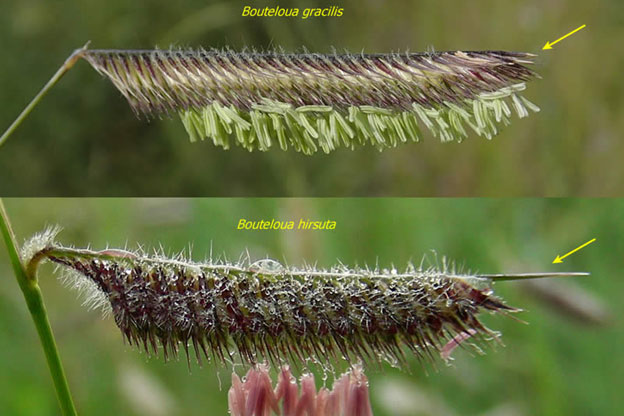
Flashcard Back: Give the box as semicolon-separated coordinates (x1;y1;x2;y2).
479;272;590;282
77;40;91;53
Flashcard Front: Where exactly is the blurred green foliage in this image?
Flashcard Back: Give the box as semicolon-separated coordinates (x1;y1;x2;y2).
0;0;623;196
0;198;621;415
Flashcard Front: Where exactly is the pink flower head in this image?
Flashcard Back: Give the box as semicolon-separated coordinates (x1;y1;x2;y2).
229;365;373;416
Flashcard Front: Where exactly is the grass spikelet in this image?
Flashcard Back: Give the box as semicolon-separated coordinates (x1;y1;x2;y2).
22;233;586;372
81;48;540;153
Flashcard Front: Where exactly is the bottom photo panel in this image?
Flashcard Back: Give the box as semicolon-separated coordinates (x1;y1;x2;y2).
0;198;620;416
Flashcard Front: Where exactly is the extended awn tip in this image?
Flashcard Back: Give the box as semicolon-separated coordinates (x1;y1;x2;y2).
478;272;590;282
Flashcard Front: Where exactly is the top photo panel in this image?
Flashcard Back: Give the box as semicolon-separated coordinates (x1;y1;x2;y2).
0;1;620;196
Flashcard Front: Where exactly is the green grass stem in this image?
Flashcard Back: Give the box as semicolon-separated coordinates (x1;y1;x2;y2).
0;200;77;416
0;44;88;149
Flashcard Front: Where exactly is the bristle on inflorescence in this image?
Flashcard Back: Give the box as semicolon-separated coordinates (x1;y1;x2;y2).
81;48;540;153
23;237;526;372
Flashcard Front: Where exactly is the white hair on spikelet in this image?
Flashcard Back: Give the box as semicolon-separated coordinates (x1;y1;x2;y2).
21;228;111;316
56;264;112;317
20;225;61;265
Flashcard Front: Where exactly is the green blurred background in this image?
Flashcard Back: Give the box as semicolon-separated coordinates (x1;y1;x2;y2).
0;0;623;196
0;198;621;415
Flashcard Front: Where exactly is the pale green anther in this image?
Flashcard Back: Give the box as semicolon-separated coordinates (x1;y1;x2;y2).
247;124;259;150
191;111;206;141
267;99;293;111
492;100;503;122
368;114;384;134
297;112;319;139
328;113;338;146
448;111;468;138
520;95;541;113
412;104;434;131
360;106;394;116
226;106;252;130
349;107;372;141
234;124;247;150
368;115;386;146
302;128;319;154
437;121;452;143
180;112;199;143
511;94;528;118
484;105;499;136
318;118;335;151
390;117;408;143
445;102;470;119
333;111;355;139
261;116;274;150
284;111;306;153
473;100;485;130
431;112;449;131
269;114;288;150
219;116;233;135
500;100;512;118
331;113;353;148
295;105;333;113
401;112;421;142
201;107;212;137
479;83;526;100
252;103;287;114
209;106;220;138
214;108;228;140
249;111;265;150
211;102;230;122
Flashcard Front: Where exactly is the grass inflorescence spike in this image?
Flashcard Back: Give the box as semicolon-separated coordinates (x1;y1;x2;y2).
81;48;540;153
22;230;584;372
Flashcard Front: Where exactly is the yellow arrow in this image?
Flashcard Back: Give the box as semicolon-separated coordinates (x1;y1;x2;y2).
543;24;586;50
553;238;596;263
